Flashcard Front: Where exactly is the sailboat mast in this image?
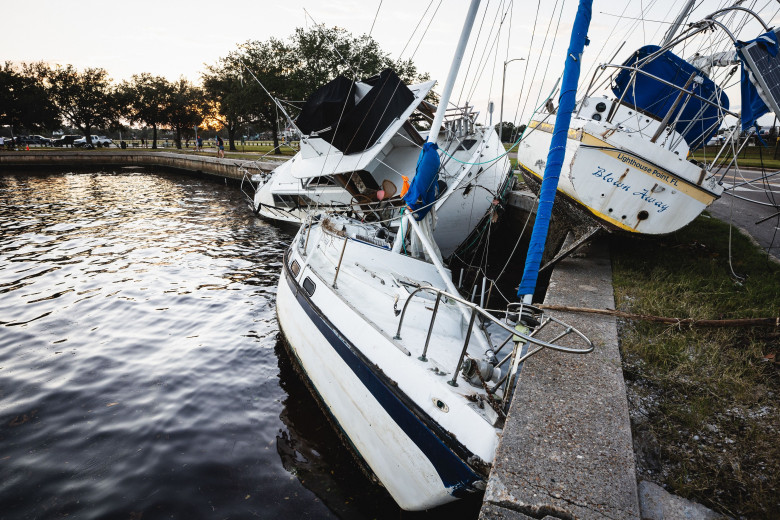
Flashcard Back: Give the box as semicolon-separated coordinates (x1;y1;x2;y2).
517;0;594;304
392;0;480;258
662;0;695;47
427;0;481;142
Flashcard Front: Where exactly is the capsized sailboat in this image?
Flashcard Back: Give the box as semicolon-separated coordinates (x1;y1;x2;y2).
274;0;595;510
516;4;780;236
249;68;510;258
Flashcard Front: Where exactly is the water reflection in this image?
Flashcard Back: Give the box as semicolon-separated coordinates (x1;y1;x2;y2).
0;168;481;519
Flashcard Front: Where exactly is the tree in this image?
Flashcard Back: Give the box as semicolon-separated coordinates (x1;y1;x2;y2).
119;73;174;149
202;40;284;152
0;62;58;135
495;121;516;143
239;38;296;151
204;26;431;153
288;25;422;99
46;65;119;147
167;78;204;149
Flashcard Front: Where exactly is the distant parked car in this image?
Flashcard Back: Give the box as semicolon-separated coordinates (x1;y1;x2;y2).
74;135;113;148
28;135;52;146
51;135;82;147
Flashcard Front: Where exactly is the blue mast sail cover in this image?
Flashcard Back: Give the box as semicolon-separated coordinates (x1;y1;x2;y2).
517;0;593;299
735;30;779;131
403;141;440;220
612;46;729;150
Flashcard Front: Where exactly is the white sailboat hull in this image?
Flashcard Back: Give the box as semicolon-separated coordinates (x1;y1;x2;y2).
517;118;724;235
254;126;510;257
276;258;487;510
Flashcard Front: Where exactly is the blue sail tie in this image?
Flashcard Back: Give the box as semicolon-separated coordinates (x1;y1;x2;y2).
517;0;593;299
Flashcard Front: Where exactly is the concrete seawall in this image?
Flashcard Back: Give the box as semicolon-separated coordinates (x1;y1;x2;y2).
0;151;281;180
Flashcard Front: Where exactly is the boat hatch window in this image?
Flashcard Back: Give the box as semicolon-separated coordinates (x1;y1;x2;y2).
306;176;337;188
273;194;312;208
457;139;478;151
302;277;316;296
290;260;300;277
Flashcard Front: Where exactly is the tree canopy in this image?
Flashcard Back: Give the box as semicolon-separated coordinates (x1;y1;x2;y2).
0;25;432;151
45;65;119;146
203;24;430;152
0;62;58;135
167;78;205;149
119;73;175;149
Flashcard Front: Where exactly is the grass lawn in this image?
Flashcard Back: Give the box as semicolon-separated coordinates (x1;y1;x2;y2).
692;144;780;170
611;214;779;518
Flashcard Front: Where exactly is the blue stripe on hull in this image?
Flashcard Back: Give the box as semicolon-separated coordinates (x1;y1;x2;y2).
281;251;482;497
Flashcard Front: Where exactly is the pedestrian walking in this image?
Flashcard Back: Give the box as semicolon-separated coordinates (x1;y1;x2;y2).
217;136;224;158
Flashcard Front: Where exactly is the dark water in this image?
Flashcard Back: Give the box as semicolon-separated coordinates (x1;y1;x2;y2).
0;169;482;520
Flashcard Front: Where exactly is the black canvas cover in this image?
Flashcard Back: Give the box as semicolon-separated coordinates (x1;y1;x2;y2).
296;75;355;136
296;69;415;155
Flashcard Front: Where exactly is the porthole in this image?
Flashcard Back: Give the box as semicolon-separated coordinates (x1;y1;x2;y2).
432;398;449;413
592;113;602;121
637;210;649;221
595;102;607;112
290;260;300;277
302;277;316;296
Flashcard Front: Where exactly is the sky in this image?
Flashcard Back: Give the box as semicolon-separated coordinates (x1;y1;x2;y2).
4;0;780;128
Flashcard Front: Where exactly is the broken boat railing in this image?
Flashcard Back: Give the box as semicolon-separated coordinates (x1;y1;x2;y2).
393;285;593;403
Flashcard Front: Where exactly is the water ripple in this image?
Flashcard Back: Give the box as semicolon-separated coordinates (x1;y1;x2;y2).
0;169;480;520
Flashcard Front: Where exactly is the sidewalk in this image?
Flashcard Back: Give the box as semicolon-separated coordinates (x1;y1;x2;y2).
480;236;640;520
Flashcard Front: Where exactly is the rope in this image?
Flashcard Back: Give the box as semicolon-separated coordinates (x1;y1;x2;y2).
398;0;436;60
538;304;780;328
440;84;558;167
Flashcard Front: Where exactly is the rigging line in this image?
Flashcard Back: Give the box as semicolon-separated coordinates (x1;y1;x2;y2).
596;13;675;24
398;0;435;60
506;0;540;129
578;2;631;91
492;189;537;286
648;0;673;45
580;0;661;94
410;0;444;60
487;0;515;115
493;0;514;128
442;87;555;167
462;1;512;105
483;2;504;126
726;168;747;283
465;0;514;105
353;0;384;78
510;0;559;134
368;1;382;36
302;14;356;77
531;0;567;112
456;0;493;107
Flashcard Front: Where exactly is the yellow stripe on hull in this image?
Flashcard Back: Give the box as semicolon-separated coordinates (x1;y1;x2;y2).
518;161;642;233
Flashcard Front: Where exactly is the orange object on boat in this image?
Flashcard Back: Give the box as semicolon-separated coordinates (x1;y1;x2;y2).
400;175;410;197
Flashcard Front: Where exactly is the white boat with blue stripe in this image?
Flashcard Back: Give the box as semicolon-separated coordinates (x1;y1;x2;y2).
274;0;596;510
